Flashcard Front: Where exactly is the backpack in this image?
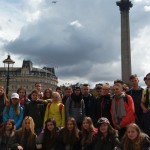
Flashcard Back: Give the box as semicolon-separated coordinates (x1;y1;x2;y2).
48;102;63;118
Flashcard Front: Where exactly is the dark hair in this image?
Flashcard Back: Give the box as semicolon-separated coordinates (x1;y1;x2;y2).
146;73;150;79
0;119;15;135
95;85;102;90
43;88;52;99
113;83;123;90
56;86;61;91
31;90;38;95
129;74;138;80
43;118;58;145
144;76;147;81
62;117;80;144
74;86;81;90
64;86;72;91
17;87;27;97
114;79;124;85
35;82;41;86
97;118;117;138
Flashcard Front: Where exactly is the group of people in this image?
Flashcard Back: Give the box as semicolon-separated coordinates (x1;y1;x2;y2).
0;73;150;150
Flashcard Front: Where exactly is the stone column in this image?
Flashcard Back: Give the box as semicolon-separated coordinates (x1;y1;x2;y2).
116;0;133;84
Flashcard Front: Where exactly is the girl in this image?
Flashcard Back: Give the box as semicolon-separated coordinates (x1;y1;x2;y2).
3;93;24;129
0;119;23;150
36;118;59;150
44;92;65;128
121;123;150;150
81;117;97;150
17;87;30;109
94;117;120;150
58;117;81;150
43;88;53;101
0;86;8;127
16;116;36;150
111;83;135;138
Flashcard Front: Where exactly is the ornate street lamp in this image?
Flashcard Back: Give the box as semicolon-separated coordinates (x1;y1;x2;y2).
3;55;15;97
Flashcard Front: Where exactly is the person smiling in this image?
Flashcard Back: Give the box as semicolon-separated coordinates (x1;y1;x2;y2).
3;93;24;129
94;117;120;150
121;123;150;150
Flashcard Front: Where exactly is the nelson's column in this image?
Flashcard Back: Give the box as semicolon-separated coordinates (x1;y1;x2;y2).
116;0;133;84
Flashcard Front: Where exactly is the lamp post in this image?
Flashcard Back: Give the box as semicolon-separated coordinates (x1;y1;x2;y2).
3;55;15;97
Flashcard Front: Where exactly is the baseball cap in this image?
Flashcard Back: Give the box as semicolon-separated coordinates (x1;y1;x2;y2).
97;117;110;126
11;93;19;99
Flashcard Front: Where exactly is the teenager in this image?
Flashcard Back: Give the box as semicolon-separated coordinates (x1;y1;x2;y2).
3;93;24;129
121;123;150;150
94;117;120;150
82;84;97;126
58;117;81;150
62;86;73;105
24;90;45;134
16;116;36;150
0;86;8;127
28;82;43;100
42;88;53;103
81;117;97;150
65;86;85;129
0;119;23;150
17;87;30;116
44;92;65;128
111;83;135;139
127;74;143;129
36;118;59;150
95;84;113;127
140;73;150;136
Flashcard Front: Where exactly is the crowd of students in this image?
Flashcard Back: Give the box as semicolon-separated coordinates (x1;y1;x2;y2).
0;73;150;150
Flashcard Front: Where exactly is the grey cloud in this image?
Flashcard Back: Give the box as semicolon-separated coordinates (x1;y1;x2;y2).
5;0;143;83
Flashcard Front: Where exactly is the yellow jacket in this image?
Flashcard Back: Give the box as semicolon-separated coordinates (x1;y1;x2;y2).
44;101;65;127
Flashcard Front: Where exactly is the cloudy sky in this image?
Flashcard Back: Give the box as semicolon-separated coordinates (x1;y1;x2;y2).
0;0;150;87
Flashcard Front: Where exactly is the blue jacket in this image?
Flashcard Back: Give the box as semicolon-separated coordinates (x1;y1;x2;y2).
3;105;24;129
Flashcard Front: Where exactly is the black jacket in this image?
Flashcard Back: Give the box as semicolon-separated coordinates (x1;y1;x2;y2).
95;94;113;127
94;132;120;150
24;100;45;131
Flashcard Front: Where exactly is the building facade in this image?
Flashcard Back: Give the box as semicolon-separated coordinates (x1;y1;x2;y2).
0;60;58;96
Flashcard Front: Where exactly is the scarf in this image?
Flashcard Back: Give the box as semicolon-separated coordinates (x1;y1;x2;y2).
112;93;126;124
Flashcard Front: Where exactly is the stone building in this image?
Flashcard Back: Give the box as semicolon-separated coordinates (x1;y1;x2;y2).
0;60;58;96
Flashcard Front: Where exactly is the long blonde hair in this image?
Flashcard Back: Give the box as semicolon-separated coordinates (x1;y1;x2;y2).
22;116;35;134
20;116;36;147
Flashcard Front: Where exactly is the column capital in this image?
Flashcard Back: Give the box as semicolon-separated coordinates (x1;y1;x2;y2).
116;0;133;11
